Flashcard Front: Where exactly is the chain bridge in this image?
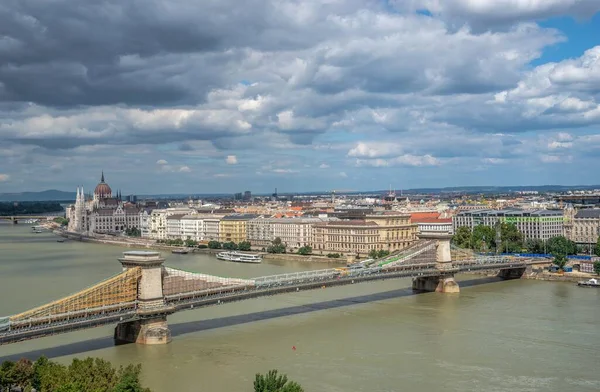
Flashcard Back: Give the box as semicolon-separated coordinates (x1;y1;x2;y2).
0;233;542;346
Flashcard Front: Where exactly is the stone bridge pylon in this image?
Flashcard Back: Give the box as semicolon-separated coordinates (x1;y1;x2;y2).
114;251;175;345
411;233;460;293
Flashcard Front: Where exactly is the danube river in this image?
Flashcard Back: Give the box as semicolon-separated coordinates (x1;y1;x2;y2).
1;223;599;392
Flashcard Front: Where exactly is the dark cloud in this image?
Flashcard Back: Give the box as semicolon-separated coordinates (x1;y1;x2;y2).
1;0;600;192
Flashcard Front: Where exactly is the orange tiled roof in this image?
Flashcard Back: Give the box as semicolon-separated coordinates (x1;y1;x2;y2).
414;217;452;223
410;212;440;220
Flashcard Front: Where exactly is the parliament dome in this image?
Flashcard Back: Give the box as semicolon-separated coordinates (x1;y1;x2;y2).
94;172;112;198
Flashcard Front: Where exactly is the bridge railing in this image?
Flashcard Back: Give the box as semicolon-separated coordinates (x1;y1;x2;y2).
379;242;436;267
254;268;343;286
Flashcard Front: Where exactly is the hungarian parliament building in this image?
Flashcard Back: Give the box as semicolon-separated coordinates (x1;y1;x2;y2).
66;172;144;235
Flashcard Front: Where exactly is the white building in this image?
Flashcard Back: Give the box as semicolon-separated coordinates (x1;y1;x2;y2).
146;207;195;240
453;209;564;240
247;217;338;250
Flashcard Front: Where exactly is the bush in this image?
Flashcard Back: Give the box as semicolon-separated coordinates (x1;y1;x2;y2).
326;253;341;259
197;244;208;249
208;240;222;249
223;241;238;250
238;241;252;251
297;246;312;255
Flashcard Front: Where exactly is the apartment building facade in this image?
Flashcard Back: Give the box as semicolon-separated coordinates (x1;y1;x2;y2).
452;209;564;240
570;209;600;244
312;212;417;256
219;214;260;243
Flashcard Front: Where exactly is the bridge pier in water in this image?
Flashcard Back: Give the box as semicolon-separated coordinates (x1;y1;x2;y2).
115;251;173;345
412;233;460;294
498;267;526;280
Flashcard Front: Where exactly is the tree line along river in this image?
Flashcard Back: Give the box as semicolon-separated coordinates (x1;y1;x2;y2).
0;222;599;392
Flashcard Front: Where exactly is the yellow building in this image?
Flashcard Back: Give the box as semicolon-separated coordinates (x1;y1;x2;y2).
312;212;417;256
219;214;259;243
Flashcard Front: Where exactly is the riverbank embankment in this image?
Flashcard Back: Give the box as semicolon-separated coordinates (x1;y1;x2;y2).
54;230;346;263
470;267;596;283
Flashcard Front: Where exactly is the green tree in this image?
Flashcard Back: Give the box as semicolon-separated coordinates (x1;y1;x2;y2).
553;253;568;271
0;360;16;391
2;357;153;392
113;364;151;392
368;249;378;259
547;236;576;256
593;261;600;276
525;238;545;254
377;249;390;258
472;225;495;252
267;238;286;254
12;358;33;391
238;241;252;251
297;246;312;255
500;222;523;253
68;357;118;392
223;241;238;250
184;239;198;247
595;236;600;257
326;253;340;258
208;240;221;249
452;226;472;249
254;370;303;392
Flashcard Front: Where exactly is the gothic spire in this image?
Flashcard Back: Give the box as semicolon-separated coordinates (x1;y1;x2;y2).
101;171;105;183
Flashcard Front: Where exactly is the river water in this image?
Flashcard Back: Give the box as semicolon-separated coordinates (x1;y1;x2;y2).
0;222;599;392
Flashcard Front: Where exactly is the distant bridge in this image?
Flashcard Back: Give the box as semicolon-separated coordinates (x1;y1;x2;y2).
0;233;546;346
0;216;58;224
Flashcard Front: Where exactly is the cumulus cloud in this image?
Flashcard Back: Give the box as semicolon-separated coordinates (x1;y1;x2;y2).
0;0;599;192
393;0;600;29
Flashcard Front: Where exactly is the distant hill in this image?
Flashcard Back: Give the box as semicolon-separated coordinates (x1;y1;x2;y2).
0;190;75;202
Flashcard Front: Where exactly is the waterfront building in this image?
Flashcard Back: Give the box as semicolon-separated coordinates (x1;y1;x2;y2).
452;209;564;240
219;214;260;243
247;217;338;251
312;212;417;256
146;207;196;240
67;173;141;235
247;217;275;248
410;212;453;234
570;209;600;245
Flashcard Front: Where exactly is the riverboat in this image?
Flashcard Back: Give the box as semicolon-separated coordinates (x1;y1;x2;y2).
172;248;189;254
216;251;262;264
577;278;600;288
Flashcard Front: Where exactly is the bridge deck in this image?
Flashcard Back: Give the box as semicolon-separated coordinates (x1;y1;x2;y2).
0;258;529;345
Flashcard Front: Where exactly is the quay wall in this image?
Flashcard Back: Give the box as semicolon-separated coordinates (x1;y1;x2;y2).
467;267;594;283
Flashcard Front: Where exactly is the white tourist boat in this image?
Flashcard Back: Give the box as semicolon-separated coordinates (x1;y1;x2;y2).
216;251;262;264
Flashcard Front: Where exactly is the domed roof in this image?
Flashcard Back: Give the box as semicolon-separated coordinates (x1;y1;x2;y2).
94;171;112;198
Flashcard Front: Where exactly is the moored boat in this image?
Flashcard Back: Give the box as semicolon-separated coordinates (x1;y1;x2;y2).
217;251;262;264
172;248;189;254
577;278;600;287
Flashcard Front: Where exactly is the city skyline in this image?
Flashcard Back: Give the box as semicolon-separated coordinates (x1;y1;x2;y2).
1;1;600;194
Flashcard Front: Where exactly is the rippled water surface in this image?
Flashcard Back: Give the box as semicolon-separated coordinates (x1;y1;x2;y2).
1;223;599;392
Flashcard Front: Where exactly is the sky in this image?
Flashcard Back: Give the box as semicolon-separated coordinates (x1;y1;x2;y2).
1;0;600;195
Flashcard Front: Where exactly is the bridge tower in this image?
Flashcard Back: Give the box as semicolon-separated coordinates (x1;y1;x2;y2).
114;251;174;345
412;232;460;293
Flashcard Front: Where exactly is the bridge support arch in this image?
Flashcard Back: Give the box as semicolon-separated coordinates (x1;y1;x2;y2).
115;251;173;345
412;233;460;294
